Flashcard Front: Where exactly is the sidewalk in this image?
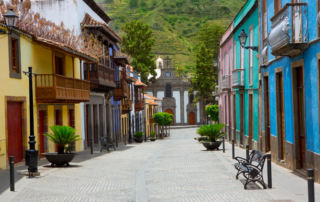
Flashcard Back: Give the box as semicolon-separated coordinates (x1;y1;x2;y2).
222;140;320;201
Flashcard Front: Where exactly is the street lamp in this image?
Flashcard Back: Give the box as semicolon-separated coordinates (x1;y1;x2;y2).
0;8;19;35
238;29;258;52
213;60;218;67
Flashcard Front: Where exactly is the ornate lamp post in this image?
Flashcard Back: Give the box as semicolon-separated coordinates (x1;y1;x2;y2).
0;8;19;35
23;67;38;177
238;29;258;51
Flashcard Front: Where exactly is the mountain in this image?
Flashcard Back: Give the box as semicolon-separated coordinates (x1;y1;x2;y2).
95;0;245;70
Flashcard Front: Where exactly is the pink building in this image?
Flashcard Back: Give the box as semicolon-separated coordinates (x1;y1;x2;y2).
218;22;233;141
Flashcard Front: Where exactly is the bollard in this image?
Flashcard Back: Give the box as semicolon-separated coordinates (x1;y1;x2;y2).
90;140;93;154
308;169;315;202
232;140;235;159
222;137;225;153
10;156;14;192
267;154;272;188
246;145;249;160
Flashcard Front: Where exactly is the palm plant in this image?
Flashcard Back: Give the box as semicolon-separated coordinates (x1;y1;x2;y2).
196;123;226;142
134;131;144;138
43;125;82;154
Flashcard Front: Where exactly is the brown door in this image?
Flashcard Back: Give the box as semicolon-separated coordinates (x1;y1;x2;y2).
39;111;45;158
164;109;174;125
188;112;196;125
295;67;305;168
233;94;237;143
277;73;286;160
68;109;75;151
249;94;253;148
264;77;271;151
240;94;244;145
55;56;64;76
7;102;22;163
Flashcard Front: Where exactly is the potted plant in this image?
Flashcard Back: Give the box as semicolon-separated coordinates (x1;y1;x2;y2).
150;132;157;141
42;125;82;166
196;123;225;150
134;131;144;143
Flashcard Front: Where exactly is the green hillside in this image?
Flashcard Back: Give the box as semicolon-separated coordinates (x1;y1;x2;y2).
95;0;245;69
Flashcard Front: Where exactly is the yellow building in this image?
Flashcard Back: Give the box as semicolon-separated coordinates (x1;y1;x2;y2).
0;25;96;169
143;94;161;139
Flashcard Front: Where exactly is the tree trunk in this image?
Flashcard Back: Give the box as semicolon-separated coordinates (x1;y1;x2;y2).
203;99;206;125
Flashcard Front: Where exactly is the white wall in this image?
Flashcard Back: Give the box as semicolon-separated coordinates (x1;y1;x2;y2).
157;91;164;100
173;91;180;123
195;91;200;123
184;91;188;123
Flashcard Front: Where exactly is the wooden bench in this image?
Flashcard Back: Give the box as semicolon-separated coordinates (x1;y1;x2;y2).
100;137;116;153
234;150;267;189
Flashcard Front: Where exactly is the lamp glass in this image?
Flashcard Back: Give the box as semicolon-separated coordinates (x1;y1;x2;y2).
213;60;218;67
238;29;248;47
4;8;19;28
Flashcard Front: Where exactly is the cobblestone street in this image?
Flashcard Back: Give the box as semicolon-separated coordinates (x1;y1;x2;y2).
1;127;320;202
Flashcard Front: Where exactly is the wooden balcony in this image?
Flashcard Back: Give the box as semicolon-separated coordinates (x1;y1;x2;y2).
268;3;308;57
135;100;145;111
35;74;90;104
121;100;133;114
84;63;116;93
114;81;128;101
232;69;245;89
149;117;155;123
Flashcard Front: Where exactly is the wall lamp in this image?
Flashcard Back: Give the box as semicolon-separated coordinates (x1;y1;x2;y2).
238;29;258;52
0;8;19;35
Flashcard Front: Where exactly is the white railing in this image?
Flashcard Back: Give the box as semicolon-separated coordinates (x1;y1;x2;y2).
222;75;231;90
232;69;244;88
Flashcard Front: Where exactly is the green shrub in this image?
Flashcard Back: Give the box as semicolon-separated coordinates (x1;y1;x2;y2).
150;132;157;138
187;22;192;26
134;131;144;138
206;104;219;122
196;124;225;142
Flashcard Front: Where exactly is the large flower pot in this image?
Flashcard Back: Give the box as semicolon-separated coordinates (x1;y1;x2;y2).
134;138;143;143
150;138;156;142
202;142;222;150
42;153;76;167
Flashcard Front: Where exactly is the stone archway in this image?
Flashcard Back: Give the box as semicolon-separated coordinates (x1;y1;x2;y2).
165;109;174;125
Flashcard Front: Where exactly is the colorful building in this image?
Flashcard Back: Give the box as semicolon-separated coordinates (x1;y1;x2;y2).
143;94;162;138
259;0;320;180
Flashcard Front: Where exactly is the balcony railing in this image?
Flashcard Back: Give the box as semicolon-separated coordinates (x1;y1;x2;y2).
268;3;308;57
35;74;90;103
232;69;245;89
121;99;133;114
84;63;116;92
222;75;231;91
114;81;128;101
149;116;155;123
135;93;145;111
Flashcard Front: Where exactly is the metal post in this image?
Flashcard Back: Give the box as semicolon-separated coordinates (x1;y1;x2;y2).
267;154;272;188
128;105;132;143
246;145;249;160
222;137;225;153
90;140;93;154
10;156;14;191
116;131;118;147
232;139;235;159
308;169;315;202
23;67;38;175
144;117;147;142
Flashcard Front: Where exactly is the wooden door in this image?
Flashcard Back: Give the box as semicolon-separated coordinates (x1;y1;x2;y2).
55;56;64;76
296;67;305;168
7;102;22;163
39;111;45;158
68;109;75;151
277;73;286;160
240;94;244;145
86;105;89;147
249;94;253;148
93;105;97;144
233;94;237;143
188;112;196;125
165;109;174;125
264;77;271;151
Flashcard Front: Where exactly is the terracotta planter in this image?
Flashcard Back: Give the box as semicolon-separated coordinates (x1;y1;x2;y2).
202;142;222;150
42;153;76;167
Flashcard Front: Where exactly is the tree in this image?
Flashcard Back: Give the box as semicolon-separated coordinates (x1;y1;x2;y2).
206;104;219;123
104;0;114;3
175;65;185;78
188;42;216;122
121;20;157;83
129;0;138;7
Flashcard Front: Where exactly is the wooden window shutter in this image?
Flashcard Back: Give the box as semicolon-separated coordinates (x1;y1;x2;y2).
11;38;18;73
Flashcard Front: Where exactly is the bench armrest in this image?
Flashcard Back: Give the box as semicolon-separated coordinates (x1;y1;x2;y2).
235;156;248;164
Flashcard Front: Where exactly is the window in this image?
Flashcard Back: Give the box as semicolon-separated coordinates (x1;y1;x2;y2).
9;33;21;78
189;94;194;104
224;51;227;74
233;41;237;70
274;0;281;14
109;45;113;69
229;46;232;74
249;28;253;85
165;84;171;97
262;0;268;40
240;44;244;70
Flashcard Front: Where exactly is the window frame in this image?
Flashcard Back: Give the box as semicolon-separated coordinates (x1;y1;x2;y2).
9;32;21;79
233;40;237;70
229;46;232;74
249;26;253;85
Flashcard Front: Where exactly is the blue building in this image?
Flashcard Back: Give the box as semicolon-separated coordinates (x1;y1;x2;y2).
260;0;319;179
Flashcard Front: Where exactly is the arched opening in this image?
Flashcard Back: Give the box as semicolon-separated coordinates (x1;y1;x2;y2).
189;94;194;104
164;109;174;125
188;112;196;125
165;84;171;97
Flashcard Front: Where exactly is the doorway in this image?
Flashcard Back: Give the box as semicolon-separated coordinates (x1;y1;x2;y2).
249;94;253;149
293;66;305;168
240;93;244;145
276;72;286;160
188;112;195;125
7;102;22;163
233;94;237;144
165;109;174;125
86;105;89;147
264;76;271;152
68;109;75;151
39;111;45;158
